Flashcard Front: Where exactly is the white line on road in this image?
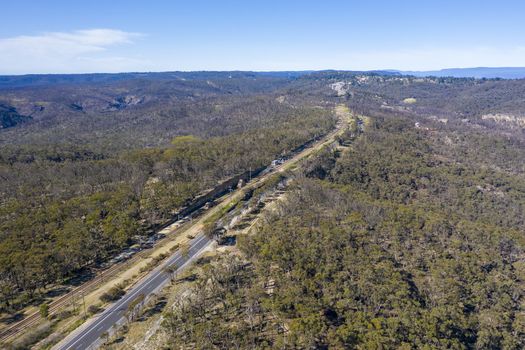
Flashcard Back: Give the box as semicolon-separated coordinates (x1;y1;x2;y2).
60;235;208;350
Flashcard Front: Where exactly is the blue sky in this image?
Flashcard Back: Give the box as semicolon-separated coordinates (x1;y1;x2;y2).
1;0;524;74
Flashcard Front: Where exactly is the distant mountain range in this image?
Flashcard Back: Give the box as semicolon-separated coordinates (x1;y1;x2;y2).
392;67;525;79
0;68;524;90
0;71;315;89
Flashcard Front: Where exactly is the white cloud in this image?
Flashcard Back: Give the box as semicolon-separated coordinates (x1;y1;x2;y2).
2;29;524;74
0;29;145;74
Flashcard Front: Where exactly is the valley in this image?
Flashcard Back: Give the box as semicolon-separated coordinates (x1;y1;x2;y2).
1;71;525;349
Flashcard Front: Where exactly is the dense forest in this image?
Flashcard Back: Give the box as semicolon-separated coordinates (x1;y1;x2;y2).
162;98;525;348
2;71;525;349
0;74;334;312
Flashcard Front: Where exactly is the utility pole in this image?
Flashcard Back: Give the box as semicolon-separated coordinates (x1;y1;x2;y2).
82;292;86;318
70;294;77;313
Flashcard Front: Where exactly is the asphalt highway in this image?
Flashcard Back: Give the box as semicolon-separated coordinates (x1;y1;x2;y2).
54;114;346;350
55;234;211;350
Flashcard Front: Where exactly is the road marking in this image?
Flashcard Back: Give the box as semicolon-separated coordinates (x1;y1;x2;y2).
60;235;210;350
58;120;347;350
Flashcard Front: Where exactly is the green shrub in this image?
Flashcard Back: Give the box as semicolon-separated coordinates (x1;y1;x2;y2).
39;303;49;319
87;304;103;315
99;285;125;303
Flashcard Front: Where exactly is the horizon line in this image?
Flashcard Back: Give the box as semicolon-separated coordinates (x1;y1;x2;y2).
2;66;525;77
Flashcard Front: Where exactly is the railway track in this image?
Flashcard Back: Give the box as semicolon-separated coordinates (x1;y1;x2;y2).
0;164;268;343
1;117;346;345
0;225;186;344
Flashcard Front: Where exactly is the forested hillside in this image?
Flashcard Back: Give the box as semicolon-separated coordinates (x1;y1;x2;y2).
300;72;525;131
2;72;525;349
162;110;525;349
0;74;334;313
0;104;31;129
